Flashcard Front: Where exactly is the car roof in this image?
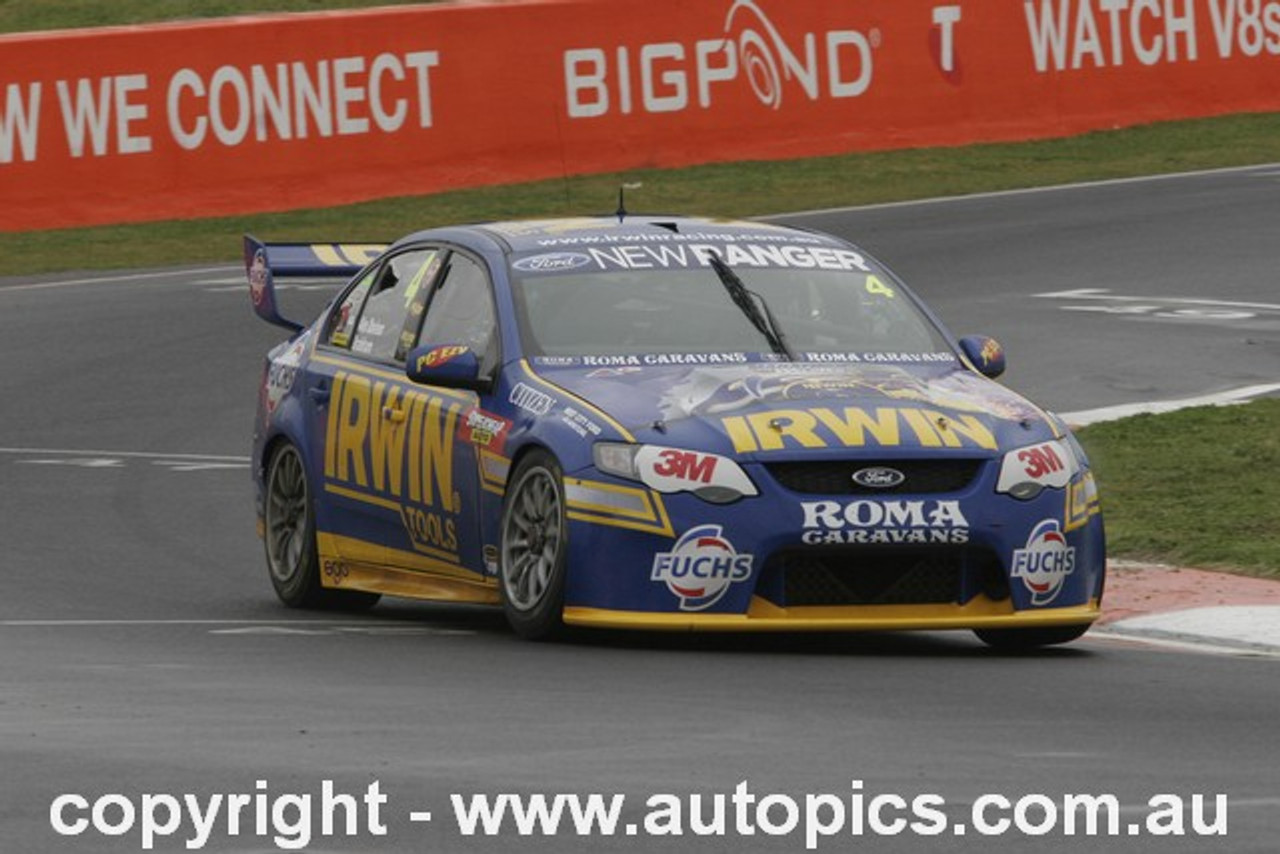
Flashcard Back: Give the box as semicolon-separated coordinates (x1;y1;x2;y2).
396;215;848;255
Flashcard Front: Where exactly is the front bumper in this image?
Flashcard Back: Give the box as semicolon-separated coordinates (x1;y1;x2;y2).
564;598;1101;632
559;457;1106;631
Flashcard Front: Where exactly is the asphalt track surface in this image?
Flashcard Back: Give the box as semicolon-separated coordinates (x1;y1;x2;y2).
2;166;1278;853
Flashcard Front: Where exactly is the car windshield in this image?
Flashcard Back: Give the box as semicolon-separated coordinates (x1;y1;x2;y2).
510;257;952;360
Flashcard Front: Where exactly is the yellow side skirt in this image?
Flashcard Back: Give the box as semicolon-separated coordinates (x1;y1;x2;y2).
316;532;500;605
337;564;500;604
563;597;1101;633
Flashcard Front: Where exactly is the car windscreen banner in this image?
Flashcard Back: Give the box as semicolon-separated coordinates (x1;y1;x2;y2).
2;0;1278;231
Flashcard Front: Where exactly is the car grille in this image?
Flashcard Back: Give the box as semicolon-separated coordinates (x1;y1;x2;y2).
764;459;983;495
759;547;1007;607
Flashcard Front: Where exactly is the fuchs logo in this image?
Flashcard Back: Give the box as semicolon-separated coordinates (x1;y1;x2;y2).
852;466;905;489
512;252;593;273
651;525;753;611
1011;519;1076;606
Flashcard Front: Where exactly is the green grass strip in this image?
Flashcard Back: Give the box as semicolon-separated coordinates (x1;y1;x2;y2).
1076;401;1280;580
0;0;439;33
5;112;1280;277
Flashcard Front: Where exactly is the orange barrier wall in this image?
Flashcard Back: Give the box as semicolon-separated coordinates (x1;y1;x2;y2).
2;0;1279;231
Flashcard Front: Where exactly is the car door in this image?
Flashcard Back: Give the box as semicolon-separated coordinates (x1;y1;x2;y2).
382;249;501;580
306;246;445;568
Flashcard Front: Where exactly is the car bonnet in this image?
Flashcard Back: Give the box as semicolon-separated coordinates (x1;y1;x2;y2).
527;360;1059;459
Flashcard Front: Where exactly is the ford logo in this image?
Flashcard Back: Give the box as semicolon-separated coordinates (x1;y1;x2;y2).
852;467;906;489
512;252;593;273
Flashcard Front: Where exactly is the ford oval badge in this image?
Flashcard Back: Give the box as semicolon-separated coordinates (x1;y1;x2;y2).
511;252;593;273
852;467;906;489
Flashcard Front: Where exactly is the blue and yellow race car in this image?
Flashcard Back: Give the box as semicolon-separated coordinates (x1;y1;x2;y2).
247;215;1103;646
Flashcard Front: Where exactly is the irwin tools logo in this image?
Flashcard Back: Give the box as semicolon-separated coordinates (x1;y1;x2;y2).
651;525;754;611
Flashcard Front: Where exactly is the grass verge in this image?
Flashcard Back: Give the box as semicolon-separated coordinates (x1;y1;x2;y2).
4;111;1280;277
0;0;438;33
1076;400;1280;580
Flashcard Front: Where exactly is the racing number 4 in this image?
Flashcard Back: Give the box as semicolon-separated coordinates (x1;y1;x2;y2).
866;275;894;298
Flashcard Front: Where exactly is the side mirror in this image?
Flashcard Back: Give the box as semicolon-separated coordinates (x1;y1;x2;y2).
958;335;1006;379
406;344;486;391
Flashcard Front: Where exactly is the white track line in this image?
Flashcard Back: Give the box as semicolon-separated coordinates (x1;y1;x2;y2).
1036;288;1280;312
0;447;249;462
764;162;1280;219
0;619;477;637
1092;628;1280;660
0;619;370;626
0;265;238;294
1061;383;1280;426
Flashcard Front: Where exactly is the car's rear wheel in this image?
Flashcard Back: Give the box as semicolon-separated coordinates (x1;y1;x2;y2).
264;442;379;611
500;450;568;640
973;623;1091;651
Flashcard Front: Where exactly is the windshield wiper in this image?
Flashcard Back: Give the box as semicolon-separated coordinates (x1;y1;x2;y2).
707;253;795;361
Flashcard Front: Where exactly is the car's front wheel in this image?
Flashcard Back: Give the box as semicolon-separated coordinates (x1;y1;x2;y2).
973;623;1091;651
264;442;379;611
500;450;569;640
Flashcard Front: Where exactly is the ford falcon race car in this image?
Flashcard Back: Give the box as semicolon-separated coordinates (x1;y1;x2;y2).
246;215;1104;647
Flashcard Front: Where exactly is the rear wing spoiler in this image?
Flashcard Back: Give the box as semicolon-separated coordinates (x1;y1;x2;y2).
243;234;388;332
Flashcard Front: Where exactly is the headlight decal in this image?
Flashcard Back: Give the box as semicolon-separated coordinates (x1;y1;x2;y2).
634;446;758;502
593;442;758;503
995;439;1078;500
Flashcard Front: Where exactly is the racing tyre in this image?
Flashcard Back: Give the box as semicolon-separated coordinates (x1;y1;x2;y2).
264;443;379;611
500;450;569;640
973;623;1091;651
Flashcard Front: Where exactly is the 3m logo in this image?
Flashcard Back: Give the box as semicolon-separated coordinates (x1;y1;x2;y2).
1019;443;1064;479
653;449;718;484
633;445;758;500
996;440;1076;495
